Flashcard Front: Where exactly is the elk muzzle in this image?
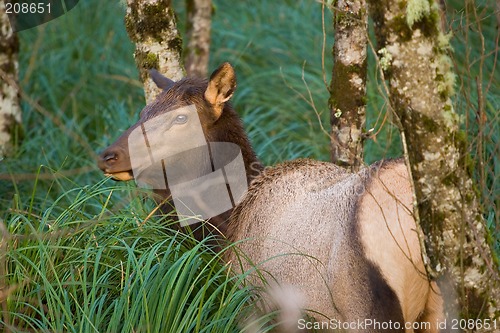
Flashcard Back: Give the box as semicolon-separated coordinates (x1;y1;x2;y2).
98;145;134;181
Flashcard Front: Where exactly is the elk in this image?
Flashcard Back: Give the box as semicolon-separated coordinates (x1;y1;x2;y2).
98;63;263;240
98;63;444;332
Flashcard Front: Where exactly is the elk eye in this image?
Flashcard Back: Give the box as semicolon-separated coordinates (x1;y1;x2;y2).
174;114;188;124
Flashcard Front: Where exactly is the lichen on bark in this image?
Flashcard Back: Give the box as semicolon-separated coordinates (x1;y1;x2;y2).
125;0;185;103
329;0;368;172
0;0;22;158
368;0;500;321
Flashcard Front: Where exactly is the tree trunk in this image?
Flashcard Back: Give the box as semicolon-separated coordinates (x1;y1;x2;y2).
184;0;211;77
0;0;22;159
367;0;500;321
125;0;185;103
329;0;367;172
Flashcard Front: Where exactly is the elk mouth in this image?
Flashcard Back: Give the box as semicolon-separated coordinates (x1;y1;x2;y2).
104;170;134;181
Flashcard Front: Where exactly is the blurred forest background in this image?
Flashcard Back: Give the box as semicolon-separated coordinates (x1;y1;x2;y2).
0;0;498;331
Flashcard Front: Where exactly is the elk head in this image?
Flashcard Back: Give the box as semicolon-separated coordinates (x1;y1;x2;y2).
98;63;252;183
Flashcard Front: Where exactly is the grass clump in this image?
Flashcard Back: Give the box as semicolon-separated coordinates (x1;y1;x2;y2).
2;179;272;332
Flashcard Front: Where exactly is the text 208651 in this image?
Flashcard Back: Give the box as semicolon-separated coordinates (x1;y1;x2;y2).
5;2;51;14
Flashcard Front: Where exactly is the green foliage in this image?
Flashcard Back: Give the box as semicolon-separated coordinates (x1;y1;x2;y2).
2;180;268;332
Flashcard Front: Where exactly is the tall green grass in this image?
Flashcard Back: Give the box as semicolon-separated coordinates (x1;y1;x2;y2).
3;179;273;332
0;0;498;331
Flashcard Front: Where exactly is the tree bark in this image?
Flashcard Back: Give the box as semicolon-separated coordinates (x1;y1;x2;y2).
367;0;500;322
125;0;185;103
184;0;211;77
0;0;22;159
329;0;367;172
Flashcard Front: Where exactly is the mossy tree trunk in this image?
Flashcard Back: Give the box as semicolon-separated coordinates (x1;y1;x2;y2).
0;0;21;159
125;0;185;103
367;0;500;321
184;0;211;77
329;0;367;172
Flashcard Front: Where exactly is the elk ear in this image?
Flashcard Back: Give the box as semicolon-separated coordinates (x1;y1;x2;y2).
149;69;175;91
205;62;236;120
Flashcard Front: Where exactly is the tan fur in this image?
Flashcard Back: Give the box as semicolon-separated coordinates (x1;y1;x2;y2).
357;161;442;332
226;159;444;332
227;160;352;319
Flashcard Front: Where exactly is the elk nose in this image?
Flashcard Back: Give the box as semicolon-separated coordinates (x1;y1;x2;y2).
98;150;120;171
